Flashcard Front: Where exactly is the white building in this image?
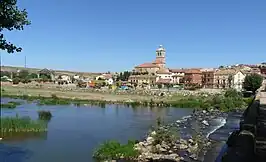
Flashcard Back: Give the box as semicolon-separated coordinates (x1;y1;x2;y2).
233;71;246;91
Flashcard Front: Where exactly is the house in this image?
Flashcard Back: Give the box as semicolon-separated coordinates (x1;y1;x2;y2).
214;69;246;91
128;75;156;85
96;74;114;85
233;71;246;91
201;69;215;88
183;69;202;85
156;68;172;83
169;69;185;84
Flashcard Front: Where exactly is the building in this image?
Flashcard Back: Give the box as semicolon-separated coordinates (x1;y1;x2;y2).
169;69;185;84
183;69;202;85
201;69;215;88
155;68;172;83
134;45;166;74
128;75;156;85
214;69;245;91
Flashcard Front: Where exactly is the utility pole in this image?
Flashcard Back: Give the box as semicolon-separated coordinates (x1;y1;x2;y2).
24;55;27;68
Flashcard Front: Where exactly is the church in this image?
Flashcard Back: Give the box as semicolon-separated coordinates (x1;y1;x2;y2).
133;45;168;74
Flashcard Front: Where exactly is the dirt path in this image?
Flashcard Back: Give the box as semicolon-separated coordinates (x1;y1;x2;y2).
1;85;155;102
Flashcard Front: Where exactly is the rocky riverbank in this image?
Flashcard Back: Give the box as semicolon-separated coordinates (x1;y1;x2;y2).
133;109;227;162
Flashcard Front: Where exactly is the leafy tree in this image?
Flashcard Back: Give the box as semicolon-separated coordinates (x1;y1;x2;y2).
12;77;20;84
0;71;11;77
158;84;162;89
18;70;29;79
228;74;233;88
0;0;31;53
29;73;38;79
243;73;263;94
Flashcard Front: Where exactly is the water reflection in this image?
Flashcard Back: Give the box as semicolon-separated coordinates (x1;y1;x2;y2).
0;144;33;162
2;132;48;142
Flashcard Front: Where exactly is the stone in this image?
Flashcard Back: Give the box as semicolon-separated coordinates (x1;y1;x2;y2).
151;131;156;136
189;154;198;160
188;139;194;143
202;120;209;126
179;143;188;149
146;136;154;145
203;110;207;113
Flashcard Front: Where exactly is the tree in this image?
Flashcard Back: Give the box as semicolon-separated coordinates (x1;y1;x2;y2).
18;70;29;79
158;84;162;89
243;73;263;94
1;0;31;53
228;74;233;88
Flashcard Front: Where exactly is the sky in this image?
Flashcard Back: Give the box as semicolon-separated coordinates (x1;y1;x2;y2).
1;0;266;72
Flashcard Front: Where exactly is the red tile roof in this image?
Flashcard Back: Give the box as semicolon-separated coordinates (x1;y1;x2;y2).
185;69;202;74
169;69;185;73
135;63;158;68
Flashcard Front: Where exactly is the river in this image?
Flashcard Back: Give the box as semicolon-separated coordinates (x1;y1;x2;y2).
0;98;242;162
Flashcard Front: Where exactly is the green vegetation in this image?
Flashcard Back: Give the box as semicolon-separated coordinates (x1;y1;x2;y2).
38;111;52;121
167;89;252;112
1;89;252;112
243;73;263;94
1;101;21;109
1;0;31;53
0;116;47;135
93;140;139;161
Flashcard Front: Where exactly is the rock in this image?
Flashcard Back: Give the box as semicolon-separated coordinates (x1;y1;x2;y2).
189;154;198;160
146;136;154;145
160;147;167;152
179;143;188;149
202;120;209;126
203;110;207;113
188;139;194;143
151;131;156;136
169;150;173;153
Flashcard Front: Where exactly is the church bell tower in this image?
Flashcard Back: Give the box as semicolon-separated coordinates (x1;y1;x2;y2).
155;45;166;68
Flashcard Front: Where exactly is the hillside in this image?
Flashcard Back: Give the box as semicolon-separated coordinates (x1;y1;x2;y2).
0;66;102;77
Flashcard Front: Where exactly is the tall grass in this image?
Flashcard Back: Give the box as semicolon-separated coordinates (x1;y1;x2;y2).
0;116;48;134
1;101;21;109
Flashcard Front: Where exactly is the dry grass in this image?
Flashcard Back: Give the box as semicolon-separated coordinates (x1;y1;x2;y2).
1;85;154;102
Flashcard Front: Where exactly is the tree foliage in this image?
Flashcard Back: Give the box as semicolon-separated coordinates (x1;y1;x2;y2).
0;0;31;53
243;73;263;94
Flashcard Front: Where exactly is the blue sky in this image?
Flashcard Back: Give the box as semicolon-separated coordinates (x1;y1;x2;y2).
1;0;265;72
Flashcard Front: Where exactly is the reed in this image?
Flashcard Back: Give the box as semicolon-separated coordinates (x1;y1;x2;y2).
0;116;48;135
1;101;21;109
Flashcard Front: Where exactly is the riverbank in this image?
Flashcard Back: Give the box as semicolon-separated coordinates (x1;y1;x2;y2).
1;86;252;111
93;109;229;161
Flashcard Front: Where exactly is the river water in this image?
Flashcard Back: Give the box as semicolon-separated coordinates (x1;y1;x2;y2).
0;98;242;162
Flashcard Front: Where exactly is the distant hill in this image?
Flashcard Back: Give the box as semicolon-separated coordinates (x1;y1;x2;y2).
0;66;102;77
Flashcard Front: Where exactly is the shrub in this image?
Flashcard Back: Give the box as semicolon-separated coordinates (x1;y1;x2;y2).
38;111;52;121
224;88;242;98
152;127;179;146
12;77;20;84
93;140;139;160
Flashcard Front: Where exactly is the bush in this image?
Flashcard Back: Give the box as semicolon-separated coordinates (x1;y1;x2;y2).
243;73;263;94
93;140;139;160
38;111;52;121
12;77;20;84
225;88;242;98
